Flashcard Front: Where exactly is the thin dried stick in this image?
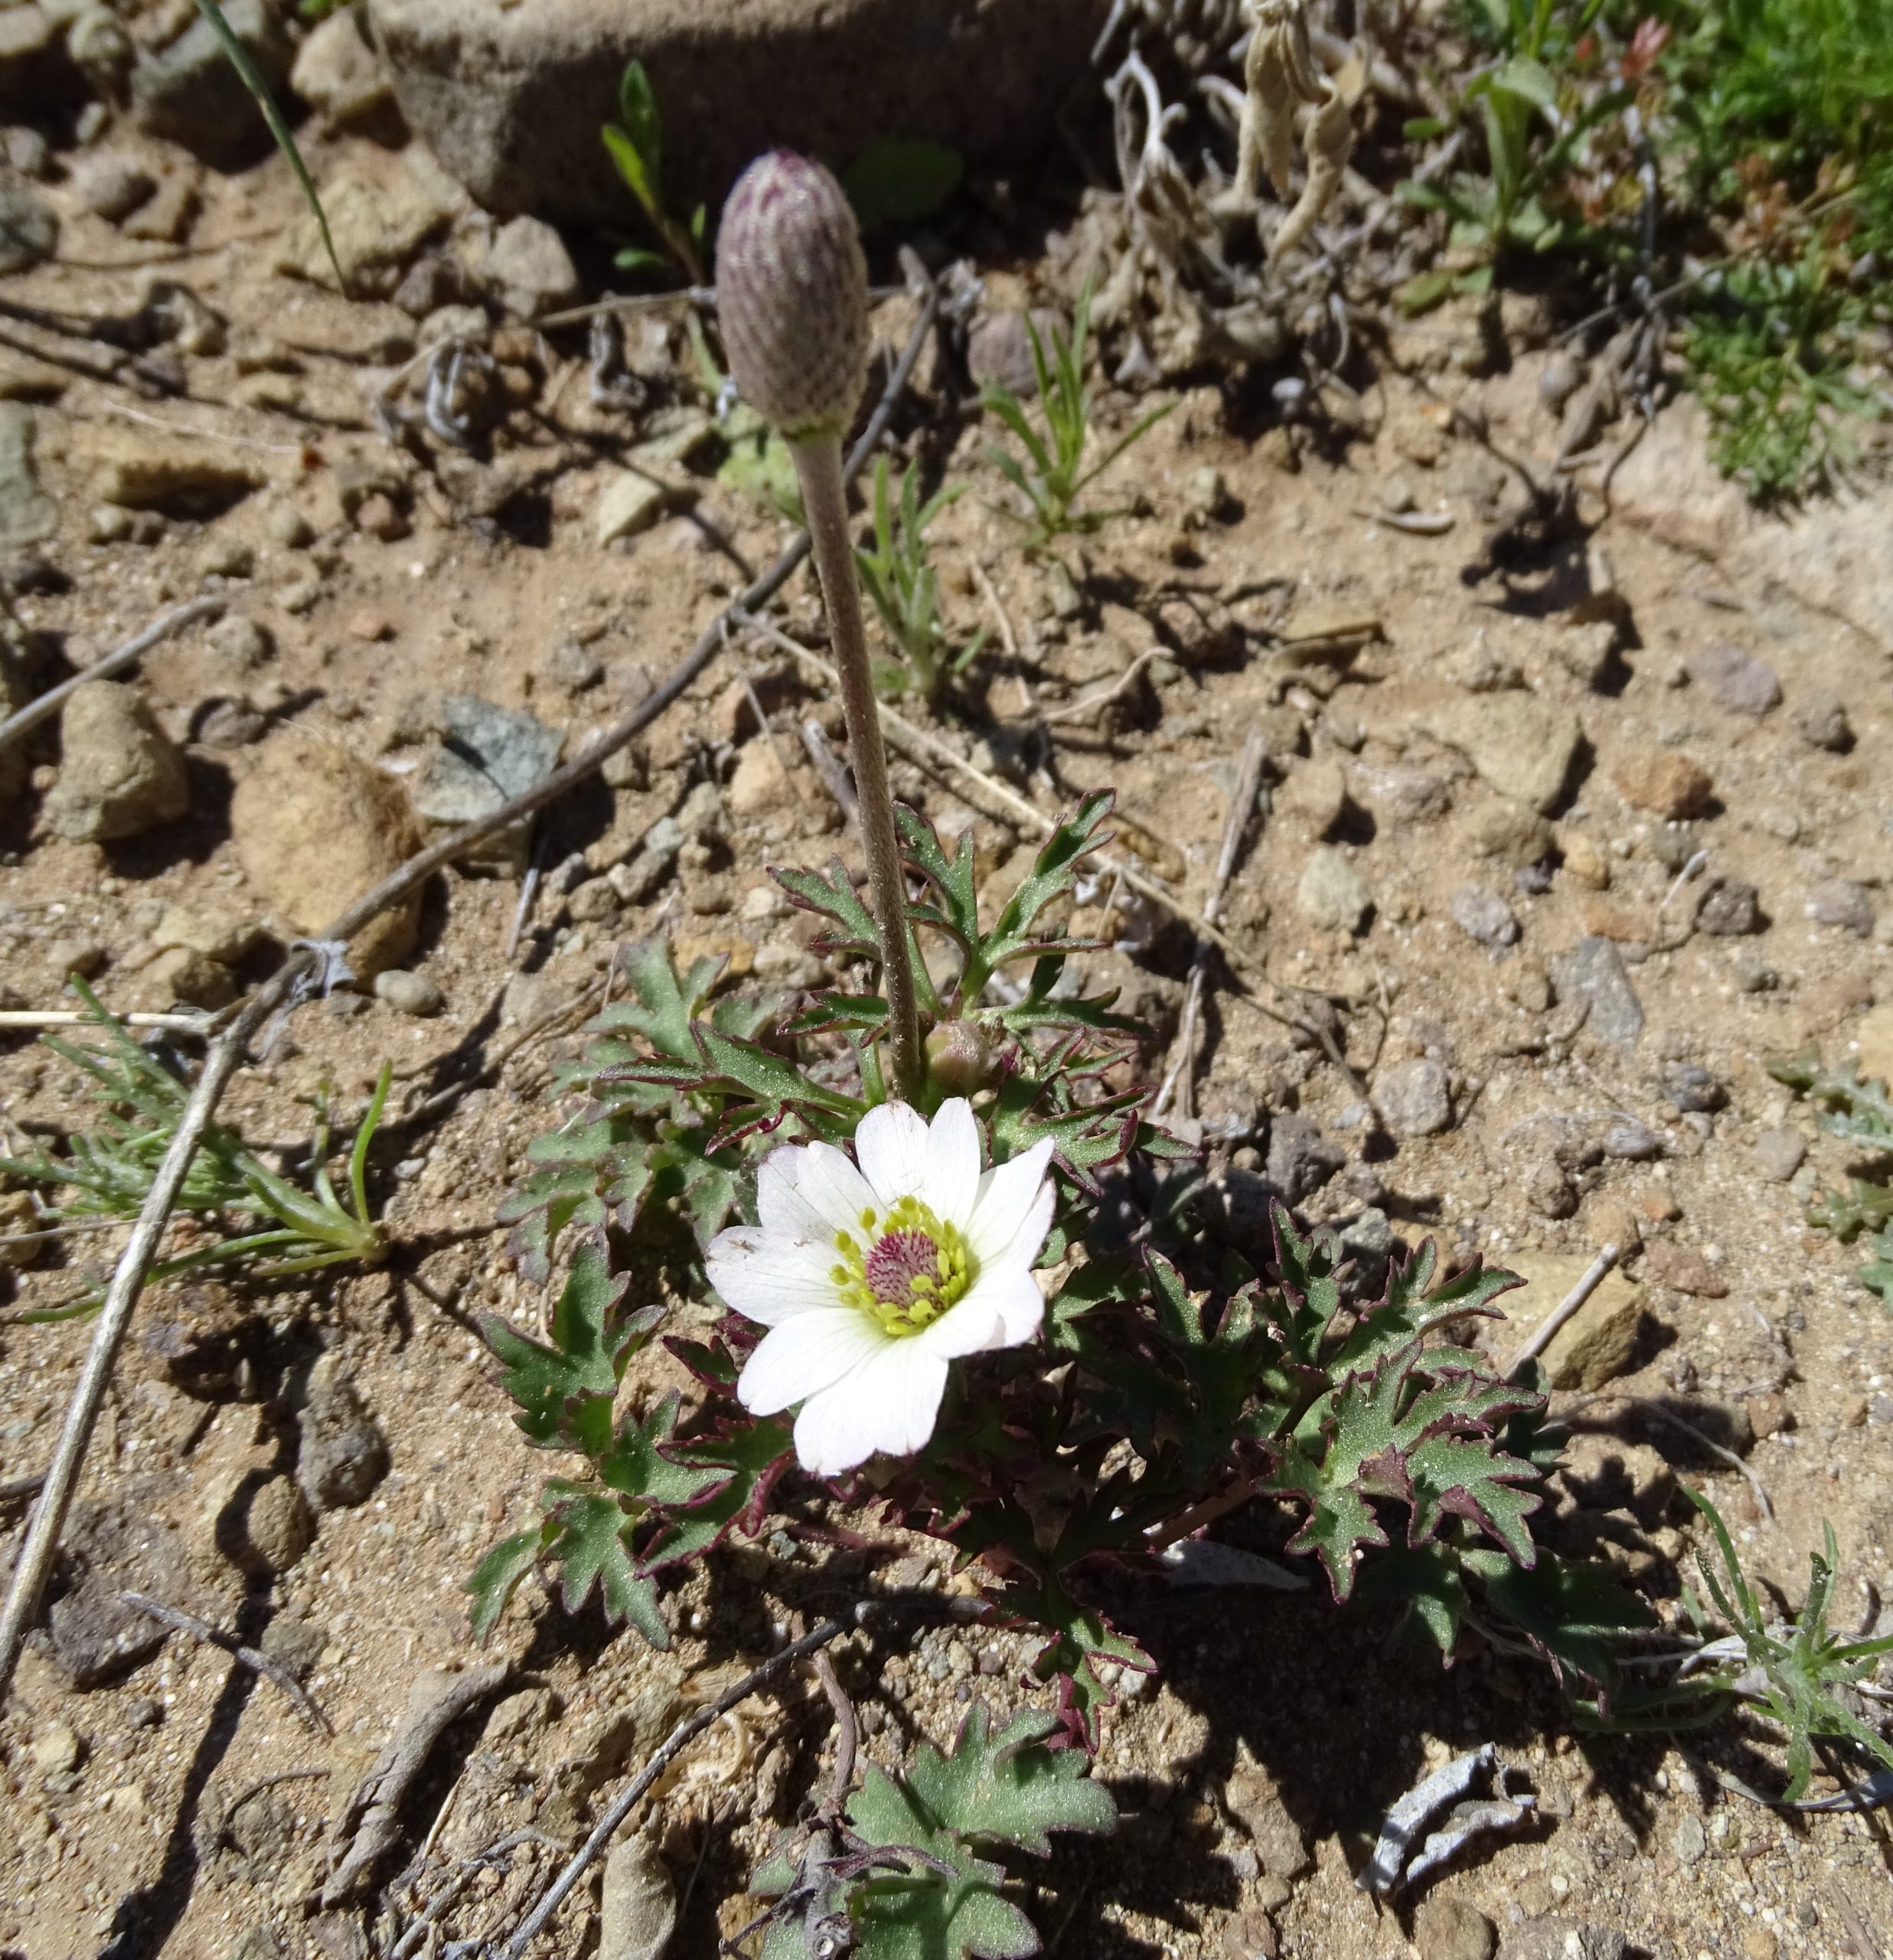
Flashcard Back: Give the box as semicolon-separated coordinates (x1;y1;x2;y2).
799;717;859;825
0;1472;46;1504
0;597;224;758
811;1650;859;1819
1155;730;1266;1120
972;562;1020;660
1506;1243;1620;1380
0;287;946;1717
119;1590;334;1735
497;1615;853;1960
1038;648;1162;726
0;1008;229;1034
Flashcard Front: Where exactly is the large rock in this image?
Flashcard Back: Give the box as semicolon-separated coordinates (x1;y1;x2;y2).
1363;681;1581;815
232;730;423;976
1500;1252;1645;1390
1614;392;1893;655
44;681;191;842
132;0;293;164
366;0;1111;227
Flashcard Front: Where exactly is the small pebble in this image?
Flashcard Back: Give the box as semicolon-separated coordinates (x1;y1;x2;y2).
1753;1129;1806;1183
374;969;444;1018
1663;1063;1726;1114
1806;880;1874;937
346;609;393;642
207;615;272;668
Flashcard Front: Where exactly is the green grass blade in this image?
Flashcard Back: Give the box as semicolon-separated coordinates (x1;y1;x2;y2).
190;0;344;291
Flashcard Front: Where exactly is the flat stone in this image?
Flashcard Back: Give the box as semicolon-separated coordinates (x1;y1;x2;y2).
0;402;57;551
83;424;263;513
1686;643;1780;717
139;947;237;1011
1372;1056;1453;1138
1498;1922;1627;1960
413;693;563;872
1368;682;1580;814
44;1497;192;1687
1295;847;1372;934
1222;1770;1310;1880
44;681;189;842
596;469;671;546
1549;936;1644;1046
153;903;261;965
273;152;459;293
1754;1129;1806;1183
367;0;1111;228
1451;881;1519;949
232;729;424;977
1497;1252;1644;1389
1694;876;1761;936
1278;756;1346;835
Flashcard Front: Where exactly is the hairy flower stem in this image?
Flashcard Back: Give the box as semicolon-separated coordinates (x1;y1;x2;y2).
789;431;923;1102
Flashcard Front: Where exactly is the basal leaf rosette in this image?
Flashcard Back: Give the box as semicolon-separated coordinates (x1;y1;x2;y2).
707;1099;1055;1475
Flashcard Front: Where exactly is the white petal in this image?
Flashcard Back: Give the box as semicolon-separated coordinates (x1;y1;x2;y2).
758;1138;876;1242
949;1263;1046;1348
706;1229;842;1327
853;1100;933;1207
795;1338;950;1471
737;1308;887;1416
919;1098;982;1224
915;1287;1005;1360
964;1139;1055;1269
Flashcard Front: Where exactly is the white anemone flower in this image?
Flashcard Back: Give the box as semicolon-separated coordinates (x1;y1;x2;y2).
706;1098;1056;1476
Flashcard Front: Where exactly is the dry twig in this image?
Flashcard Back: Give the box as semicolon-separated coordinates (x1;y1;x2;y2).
0;596;224;758
119;1591;334;1736
1506;1243;1620;1380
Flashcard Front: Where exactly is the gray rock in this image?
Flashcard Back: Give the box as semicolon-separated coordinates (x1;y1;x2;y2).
414;693;563;872
596;470;670;547
1663;1062;1725;1114
290;6;392;122
1222;1771;1310;1880
1372;1057;1453;1138
1694;876;1761;936
1199;1168;1278;1254
0;177;55;273
1794;694;1853;752
207;615;273;668
1670;1813;1706;1864
1806;880;1874;937
132;0;293;162
1340;1206;1394;1264
483;214;579;318
1401;687;1581;815
1414;1899;1496;1960
1647;825;1702;874
1601;1119;1663;1161
1754;1129;1806;1183
598;1836;676;1960
367;0;1109;227
1497;1922;1627;1960
1549;936;1645;1046
1266;1113;1343;1205
44;681;190;842
224;1474;315;1579
70;150;155;222
547;635;605;691
1686;642;1781;717
43;1498;190;1687
967;309;1066;398
1450;881;1519;949
0;402;55;552
259;1612;326;1681
296;1354;390;1511
609;814;684;905
1296;847;1372;934
374;968;445;1017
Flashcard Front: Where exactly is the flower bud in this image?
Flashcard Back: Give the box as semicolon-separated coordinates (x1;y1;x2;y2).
716;149;870;442
925;1020;994;1099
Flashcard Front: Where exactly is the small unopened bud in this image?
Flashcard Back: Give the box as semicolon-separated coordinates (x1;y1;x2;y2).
716;150;870;441
925;1020;994;1099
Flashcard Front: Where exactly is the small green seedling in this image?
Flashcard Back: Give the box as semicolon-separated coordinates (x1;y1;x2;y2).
854;457;986;704
981;279;1173;550
0;983;389;1320
602;59;707;283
